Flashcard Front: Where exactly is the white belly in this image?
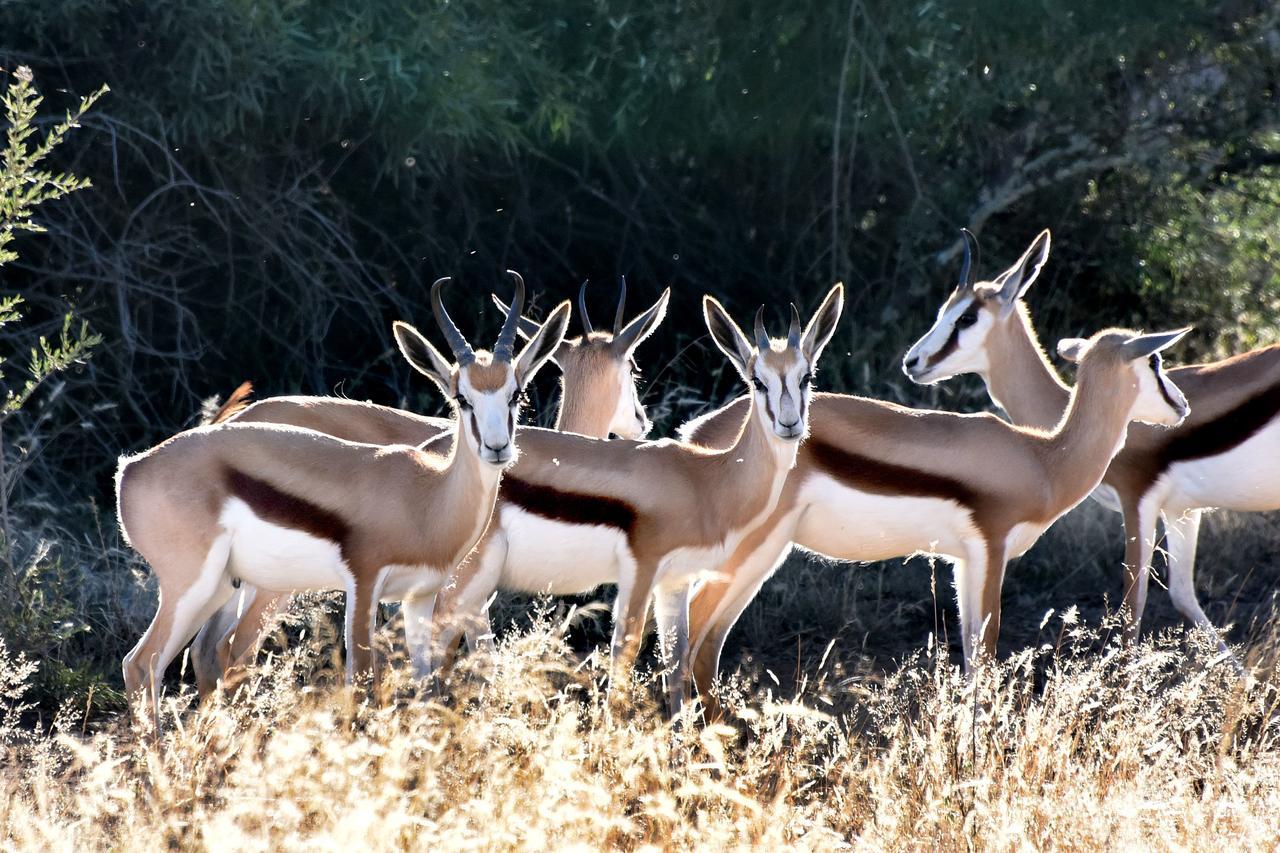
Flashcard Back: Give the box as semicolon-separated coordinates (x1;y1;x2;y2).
496;505;626;595
1166;417;1280;512
220;498;351;592
792;473;977;562
1004;521;1050;559
379;564;447;600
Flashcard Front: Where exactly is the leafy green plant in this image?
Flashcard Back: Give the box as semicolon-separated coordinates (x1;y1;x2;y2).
0;67;104;707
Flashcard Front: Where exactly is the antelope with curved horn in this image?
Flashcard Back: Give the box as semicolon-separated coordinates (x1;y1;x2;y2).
905;229;1280;658
680;319;1189;714
189;280;670;695
116;273;570;722
425;286;843;712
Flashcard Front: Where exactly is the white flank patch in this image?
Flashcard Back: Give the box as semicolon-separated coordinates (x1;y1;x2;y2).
220;498;351;592
495;505;627;595
792;473;978;563
1165;416;1280;513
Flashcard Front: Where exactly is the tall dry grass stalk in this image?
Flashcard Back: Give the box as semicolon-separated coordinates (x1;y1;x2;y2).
1;604;1278;850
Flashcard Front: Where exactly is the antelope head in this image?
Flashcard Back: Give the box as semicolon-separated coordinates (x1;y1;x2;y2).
703;283;844;441
1057;328;1191;427
494;278;670;439
903;229;1052;384
394;271;571;466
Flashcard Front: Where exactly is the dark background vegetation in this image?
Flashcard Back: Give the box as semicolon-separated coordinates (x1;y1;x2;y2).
1;0;1278;714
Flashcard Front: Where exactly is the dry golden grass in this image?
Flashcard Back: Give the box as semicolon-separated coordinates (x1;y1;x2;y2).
1;605;1278;851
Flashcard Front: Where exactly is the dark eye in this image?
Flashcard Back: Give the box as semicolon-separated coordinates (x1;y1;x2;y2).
1149;353;1161;372
957;310;979;329
752;376;766;393
509;390;522;407
454;394;472;411
800;372;814;388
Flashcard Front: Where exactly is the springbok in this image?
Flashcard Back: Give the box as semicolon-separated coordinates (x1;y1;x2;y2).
905;230;1280;657
427;286;844;711
680;325;1190;712
116;273;570;722
190;281;670;695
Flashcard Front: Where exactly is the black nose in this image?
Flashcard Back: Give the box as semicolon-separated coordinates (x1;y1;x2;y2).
779;418;800;430
484;441;510;453
905;355;920;371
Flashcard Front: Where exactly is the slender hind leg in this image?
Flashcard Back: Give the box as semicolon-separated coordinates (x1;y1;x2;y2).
652;582;691;716
1164;508;1232;659
430;535;506;679
122;533;237;726
218;589;291;691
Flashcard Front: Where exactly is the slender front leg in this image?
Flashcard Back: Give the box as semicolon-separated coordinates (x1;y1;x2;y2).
430;534;506;678
976;540;1009;664
652;582;691;716
608;558;655;702
402;591;437;679
1163;508;1231;657
688;514;797;718
344;576;380;688
952;540;988;670
1120;498;1159;642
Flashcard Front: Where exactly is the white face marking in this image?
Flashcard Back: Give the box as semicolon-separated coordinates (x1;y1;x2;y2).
1129;356;1188;426
456;369;521;466
903;294;994;384
608;358;650;439
752;350;812;441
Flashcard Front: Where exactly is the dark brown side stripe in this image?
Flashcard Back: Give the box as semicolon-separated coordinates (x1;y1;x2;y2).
807;439;984;511
500;476;637;533
1160;378;1280;465
225;467;350;546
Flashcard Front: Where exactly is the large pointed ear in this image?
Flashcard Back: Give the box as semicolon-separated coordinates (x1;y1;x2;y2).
703;295;754;379
613;287;670;355
1120;327;1191;361
514;300;571;387
1056;337;1088;364
489;293;543;341
800;283;844;365
393;321;454;394
993;229;1051;314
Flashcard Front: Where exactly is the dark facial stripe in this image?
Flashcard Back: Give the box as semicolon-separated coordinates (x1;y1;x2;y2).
1149;356;1183;413
500;476;636;533
225;468;349;547
925;326;962;369
469;411;482;447
761;379;776;425
1160;378;1280;465
807;439;984;512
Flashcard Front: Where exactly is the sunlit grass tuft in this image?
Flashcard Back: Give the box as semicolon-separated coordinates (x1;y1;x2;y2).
2;603;1278;850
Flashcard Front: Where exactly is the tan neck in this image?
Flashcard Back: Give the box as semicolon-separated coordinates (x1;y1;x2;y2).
555;379;613;437
1039;362;1135;509
433;422;497;516
984;303;1070;431
704;396;796;529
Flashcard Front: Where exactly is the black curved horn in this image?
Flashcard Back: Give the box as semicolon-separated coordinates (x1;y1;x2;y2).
494;270;525;362
613;276;627;335
430;276;475;365
787;303;802;348
960;228;980;289
753;306;770;350
577;280;594;336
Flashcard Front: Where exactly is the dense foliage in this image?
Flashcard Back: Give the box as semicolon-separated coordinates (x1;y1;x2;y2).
0;1;1277;710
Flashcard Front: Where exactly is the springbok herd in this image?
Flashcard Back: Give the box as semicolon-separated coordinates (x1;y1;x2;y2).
116;229;1280;725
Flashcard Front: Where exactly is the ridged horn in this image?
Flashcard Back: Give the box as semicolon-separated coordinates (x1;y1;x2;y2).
578;280;594;336
960;228;980;290
787;303;802;348
494;270;525;362
613;276;627;335
753;306;770;350
430;276;474;365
